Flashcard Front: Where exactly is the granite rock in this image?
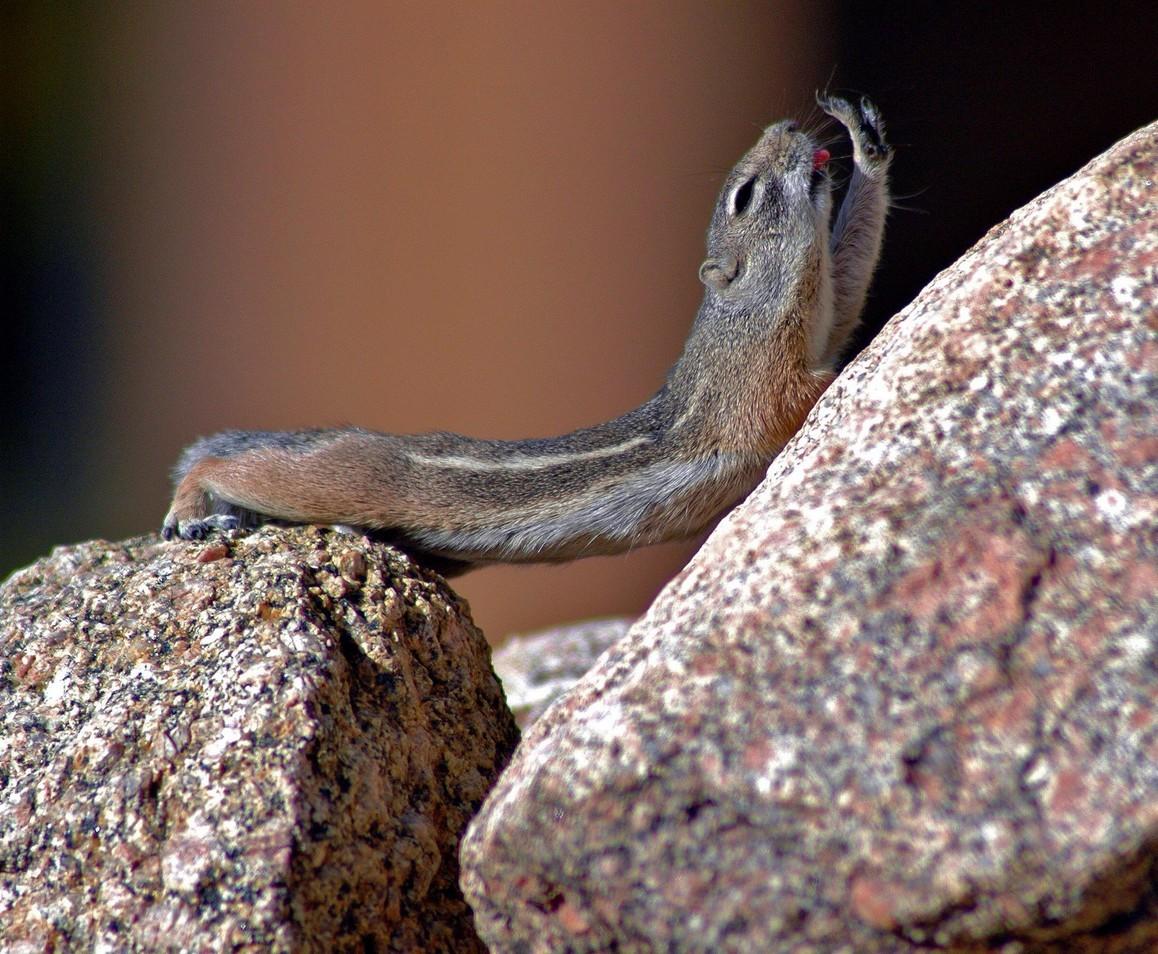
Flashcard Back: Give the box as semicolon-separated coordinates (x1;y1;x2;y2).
460;121;1158;951
493;618;633;728
0;527;519;953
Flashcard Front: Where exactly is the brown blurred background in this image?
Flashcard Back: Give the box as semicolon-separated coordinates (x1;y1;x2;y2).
4;2;1157;641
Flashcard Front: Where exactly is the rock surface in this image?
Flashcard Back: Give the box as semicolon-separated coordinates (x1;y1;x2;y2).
460;122;1158;951
493;618;632;727
0;527;519;953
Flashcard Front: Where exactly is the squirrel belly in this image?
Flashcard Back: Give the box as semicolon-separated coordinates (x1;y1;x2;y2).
163;95;891;574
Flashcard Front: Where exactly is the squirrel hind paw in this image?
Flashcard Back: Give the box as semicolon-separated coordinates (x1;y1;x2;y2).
162;513;241;541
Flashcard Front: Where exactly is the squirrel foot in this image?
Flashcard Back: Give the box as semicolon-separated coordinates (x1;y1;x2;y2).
161;512;241;541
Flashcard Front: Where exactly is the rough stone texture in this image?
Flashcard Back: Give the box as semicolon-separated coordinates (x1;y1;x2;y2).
0;527;519;953
493;618;633;727
461;122;1158;951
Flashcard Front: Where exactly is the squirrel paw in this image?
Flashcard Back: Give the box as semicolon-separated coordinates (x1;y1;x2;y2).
817;93;890;171
161;512;241;541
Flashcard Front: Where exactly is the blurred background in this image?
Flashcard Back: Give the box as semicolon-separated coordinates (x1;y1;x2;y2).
4;2;1156;641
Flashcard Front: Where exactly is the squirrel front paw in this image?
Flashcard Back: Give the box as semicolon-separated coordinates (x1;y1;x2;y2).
818;93;890;173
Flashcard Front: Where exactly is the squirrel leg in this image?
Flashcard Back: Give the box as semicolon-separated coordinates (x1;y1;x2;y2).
162;460;257;540
162;429;346;540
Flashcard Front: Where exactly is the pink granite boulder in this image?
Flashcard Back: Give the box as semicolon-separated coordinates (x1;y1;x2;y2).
460;121;1158;952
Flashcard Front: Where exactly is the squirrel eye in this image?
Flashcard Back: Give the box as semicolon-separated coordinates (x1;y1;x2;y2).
731;176;758;216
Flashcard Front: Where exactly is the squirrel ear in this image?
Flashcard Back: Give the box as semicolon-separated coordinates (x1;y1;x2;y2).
699;255;740;291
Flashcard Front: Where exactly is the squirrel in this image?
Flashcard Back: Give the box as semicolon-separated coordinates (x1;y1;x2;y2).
162;95;891;577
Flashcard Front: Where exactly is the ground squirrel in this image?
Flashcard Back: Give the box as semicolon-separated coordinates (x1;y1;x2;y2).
163;95;891;576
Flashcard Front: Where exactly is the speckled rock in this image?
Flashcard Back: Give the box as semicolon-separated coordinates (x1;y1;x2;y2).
493;618;633;727
0;527;519;953
461;121;1158;952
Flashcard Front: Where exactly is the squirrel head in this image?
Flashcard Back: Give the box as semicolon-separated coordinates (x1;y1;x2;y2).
699;119;833;309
